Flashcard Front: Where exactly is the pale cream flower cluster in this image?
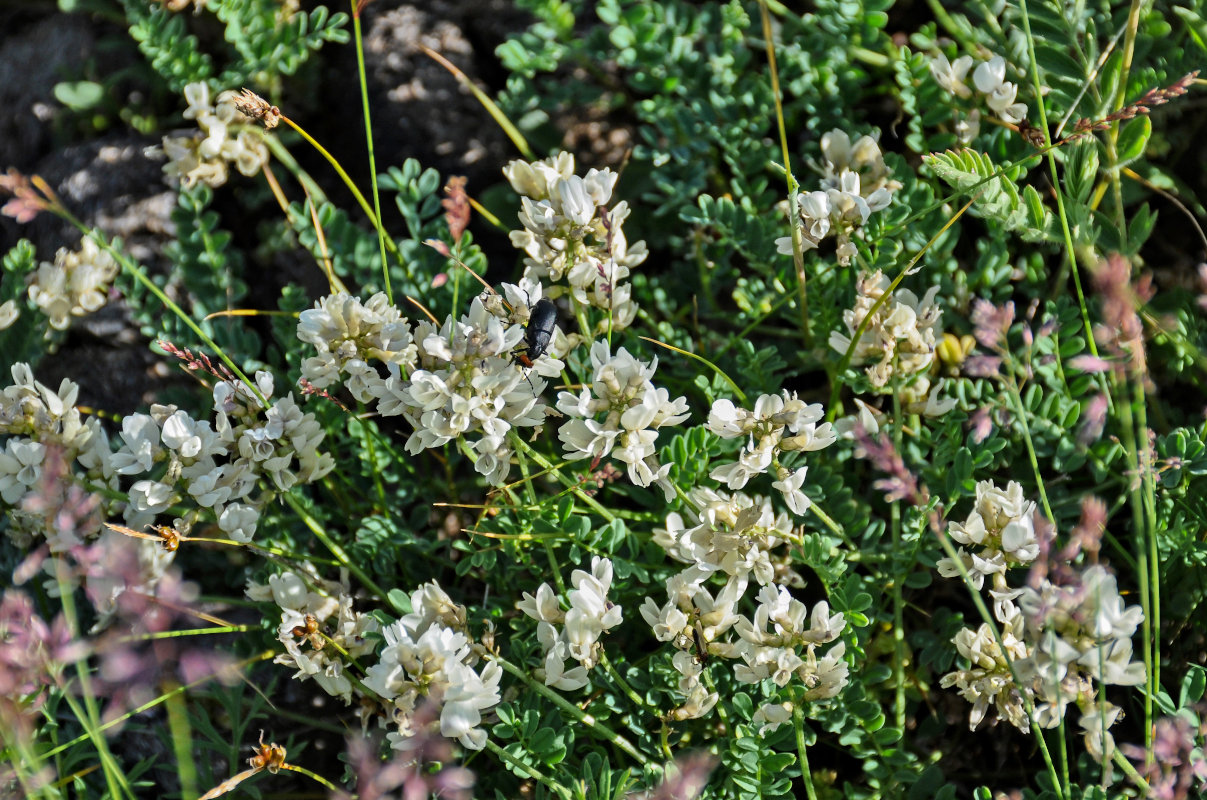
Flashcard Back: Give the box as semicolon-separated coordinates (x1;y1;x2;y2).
930;53;1029;142
937;480;1040;592
111;371;334;542
505;153;647;334
556;340;689;498
148;82;268;188
363;581;501;751
829;269;956;416
706;392;836;515
642;488;848;721
296;292;418;403
250;574;501;752
517;556;623;692
297;291;560;487
0;364;174;611
776;130;900;266
247;566;380;704
656;488;795;587
938;481;1144;763
0;363;113;525
27;237;118;331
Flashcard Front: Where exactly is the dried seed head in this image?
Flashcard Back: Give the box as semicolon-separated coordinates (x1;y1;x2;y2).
233;89;281;130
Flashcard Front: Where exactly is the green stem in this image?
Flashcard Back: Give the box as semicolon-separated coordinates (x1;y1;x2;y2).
41;651;276;760
1114;374;1155;754
792;707;820;800
483;740;572;800
1015;0;1102;375
600;653;649;711
279;115;409;283
351;0;392;304
1133;374;1160;720
60;223;265;407
164;683;198;800
511;435;618;523
758;0;810;347
492;655;651;767
281;762;343;794
890;383;906;733
53;560;134;800
1004;375;1055;524
283;493;404;615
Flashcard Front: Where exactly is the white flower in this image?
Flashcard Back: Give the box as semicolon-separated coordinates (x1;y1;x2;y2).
556;341;687;492
0;300;19;330
0;439;46;504
705;392;834;513
28;238;118;330
831;270;944;391
972;56;1027;123
931;53;974;98
152;83;268;187
518;557;621;691
752;701;793;735
218;503;259;543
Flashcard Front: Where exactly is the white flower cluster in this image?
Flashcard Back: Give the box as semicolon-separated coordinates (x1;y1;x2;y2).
936;480;1040;592
706;392;837;515
733;584;848;697
27;236;118;331
938;482;1145;763
505;153;647;333
112;371;334;541
0;364;179;611
556;340;689;498
247;567;380;703
149;82;269;188
251;575;501;751
930;53;1029;139
656;488;795;587
829;269;956;416
776;130;900;266
0;363;113;528
643;489;849;721
517;556;623;692
297;291;559;487
364;581;501;751
297;292;418;403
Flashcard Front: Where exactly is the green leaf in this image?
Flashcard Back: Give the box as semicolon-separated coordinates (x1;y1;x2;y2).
1115;116;1151;167
53;80;105;110
1180;664;1207;707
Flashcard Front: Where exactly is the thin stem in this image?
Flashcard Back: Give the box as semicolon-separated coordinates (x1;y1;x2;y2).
283;492;404;615
278;114;409;283
40;651;277;760
281;762;343;794
492;654;651;767
758;0;810;346
600;653;649;711
511;435;617;523
53;560;133;800
483;740;572;800
792;707;819;800
56;222;264;407
1016;0;1101;372
351;0;392;304
1004;375;1056;524
1115;374;1154;754
890;380;906;733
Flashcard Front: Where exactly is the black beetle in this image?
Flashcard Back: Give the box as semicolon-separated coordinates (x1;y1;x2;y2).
519;298;557;367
